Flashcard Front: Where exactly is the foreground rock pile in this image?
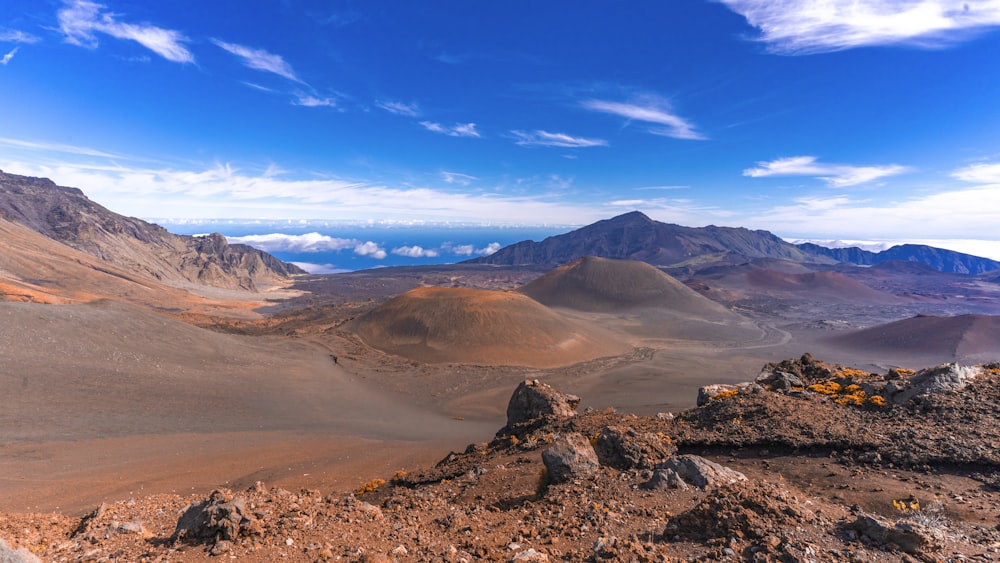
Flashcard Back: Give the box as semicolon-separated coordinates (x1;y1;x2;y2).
2;358;1000;562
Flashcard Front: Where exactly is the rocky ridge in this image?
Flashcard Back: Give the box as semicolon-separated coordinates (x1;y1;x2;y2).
0;170;304;291
2;355;999;562
465;210;1000;276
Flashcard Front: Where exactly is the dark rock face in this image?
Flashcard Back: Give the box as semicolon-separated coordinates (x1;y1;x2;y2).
505;379;581;428
465;211;823;268
172;489;260;544
593;425;676;470
541;433;599;484
798;242;1000;274
0;170;304;290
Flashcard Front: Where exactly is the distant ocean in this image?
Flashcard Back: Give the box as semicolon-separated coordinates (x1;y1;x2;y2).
158;220;573;273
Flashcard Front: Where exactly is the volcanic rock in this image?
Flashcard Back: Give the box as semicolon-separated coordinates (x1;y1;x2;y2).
593;425;675;470
506;379;581;427
654;455;747;489
888;363;982;404
541;433;599;484
172;489;260;544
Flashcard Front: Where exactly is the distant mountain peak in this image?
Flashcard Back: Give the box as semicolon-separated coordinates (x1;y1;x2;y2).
466;211;1000;275
465;211;824;268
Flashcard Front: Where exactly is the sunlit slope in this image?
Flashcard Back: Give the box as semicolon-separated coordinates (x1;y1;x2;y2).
347;286;629;367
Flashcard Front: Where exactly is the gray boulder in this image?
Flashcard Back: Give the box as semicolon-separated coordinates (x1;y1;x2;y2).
0;539;41;563
847;514;942;554
653;455;747;489
755;369;805;391
890;363;981;404
594;426;676;470
541;433;599;484
642;468;690;491
173;489;260;543
506;379;580;427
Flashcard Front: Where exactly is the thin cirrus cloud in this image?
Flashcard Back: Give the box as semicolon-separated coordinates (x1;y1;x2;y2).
294;94;337;108
57;0;195;64
376;100;421;117
581;97;705;140
211;39;301;83
743;155;910;187
419;121;481;138
420;121;480;138
510;130;608;148
0;29;41;44
441;171;478;186
719;0;1000;54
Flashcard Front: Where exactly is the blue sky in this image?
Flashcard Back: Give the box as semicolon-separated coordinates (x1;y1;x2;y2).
2;1;1000;257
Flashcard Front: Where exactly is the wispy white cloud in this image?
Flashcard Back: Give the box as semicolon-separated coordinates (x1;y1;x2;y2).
581;96;705;140
719;0;1000;54
212;39;301;82
0;29;41;44
441;171;477;186
391;245;439;258
242;82;276;93
0;136;126;158
952;161;1000;183
511;130;608;148
57;0;194;63
294;94;337;108
1;47;19;65
419;121;481;138
743;155;910;187
376;100;420;117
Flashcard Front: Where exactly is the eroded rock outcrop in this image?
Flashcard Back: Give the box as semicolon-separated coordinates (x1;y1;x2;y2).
593;425;675;470
505;379;581;428
647;455;747;490
172;489;261;545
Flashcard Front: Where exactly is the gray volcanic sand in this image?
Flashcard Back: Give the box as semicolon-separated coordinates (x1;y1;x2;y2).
4;283;989;517
0;300;495;514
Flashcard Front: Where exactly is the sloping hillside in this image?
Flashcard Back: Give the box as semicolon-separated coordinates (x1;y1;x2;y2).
518;256;737;318
0;170;303;291
828;314;1000;360
346;286;628;367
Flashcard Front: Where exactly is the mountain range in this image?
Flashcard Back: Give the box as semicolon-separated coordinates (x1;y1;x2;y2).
468;210;1000;275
